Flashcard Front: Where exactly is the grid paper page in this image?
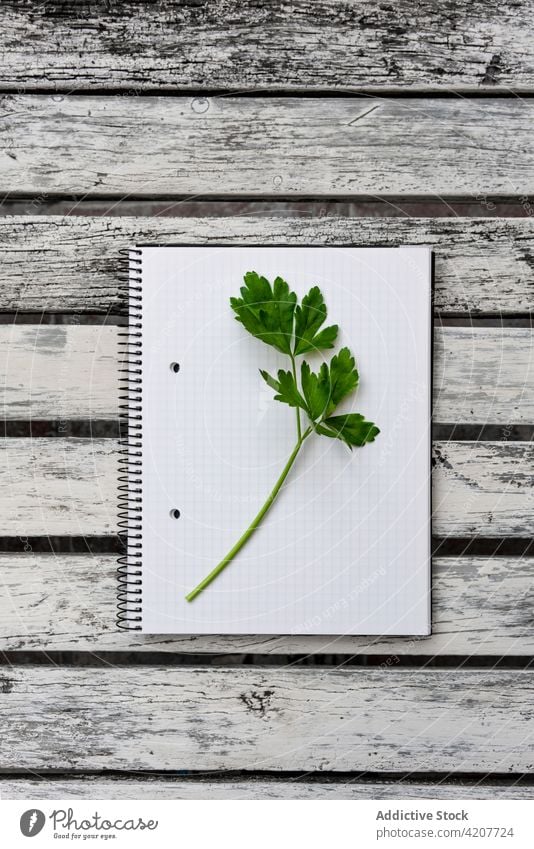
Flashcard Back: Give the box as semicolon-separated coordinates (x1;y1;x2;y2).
138;246;431;635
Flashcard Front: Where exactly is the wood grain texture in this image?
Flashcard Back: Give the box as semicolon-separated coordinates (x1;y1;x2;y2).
1;554;532;655
433;441;534;536
0;439;532;537
1;216;533;315
0;439;117;536
1;96;533;197
3;325;533;423
434;327;534;424
0;666;532;771
1;1;533;92
0;325;118;419
1;777;532;800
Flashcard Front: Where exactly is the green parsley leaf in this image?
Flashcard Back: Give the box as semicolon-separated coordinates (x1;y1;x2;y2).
301;360;331;421
230;272;297;355
260;369;308;413
294;286;338;355
316;414;380;449
326;346;359;415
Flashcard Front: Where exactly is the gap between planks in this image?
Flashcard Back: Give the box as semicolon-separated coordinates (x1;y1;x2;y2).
1;199;533;220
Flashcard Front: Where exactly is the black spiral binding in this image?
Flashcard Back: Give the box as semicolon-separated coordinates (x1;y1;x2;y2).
117;248;143;629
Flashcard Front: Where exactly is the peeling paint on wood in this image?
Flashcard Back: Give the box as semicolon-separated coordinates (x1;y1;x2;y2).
0;326;118;418
0;439;117;535
0;554;532;655
0;666;532;771
1;97;533;196
1;776;532;800
0;1;533;92
434;328;534;424
0;216;532;315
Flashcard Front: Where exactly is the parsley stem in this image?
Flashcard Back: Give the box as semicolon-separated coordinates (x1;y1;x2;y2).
289;353;302;441
185;427;312;602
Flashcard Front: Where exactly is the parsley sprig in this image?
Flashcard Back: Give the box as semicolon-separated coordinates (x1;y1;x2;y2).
185;272;379;602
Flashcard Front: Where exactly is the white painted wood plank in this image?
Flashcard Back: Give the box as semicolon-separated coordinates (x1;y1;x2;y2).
434;327;534;424
0;439;532;536
433;441;534;536
1;777;532;800
2;325;533;423
1;1;533;92
1;97;533;196
1;216;532;315
0;325;118;419
0;666;531;771
0;554;531;655
0;439;117;535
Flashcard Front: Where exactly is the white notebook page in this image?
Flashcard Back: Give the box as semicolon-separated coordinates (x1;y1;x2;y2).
137;246;431;635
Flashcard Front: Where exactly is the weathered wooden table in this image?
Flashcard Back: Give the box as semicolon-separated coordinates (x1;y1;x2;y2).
0;2;533;800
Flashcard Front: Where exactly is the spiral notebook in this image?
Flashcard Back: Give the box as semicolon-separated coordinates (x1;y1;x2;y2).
118;245;432;635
